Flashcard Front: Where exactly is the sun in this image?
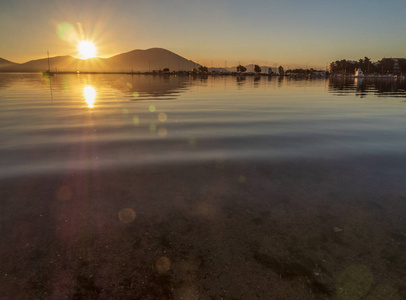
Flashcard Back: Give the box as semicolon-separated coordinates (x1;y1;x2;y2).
77;41;97;59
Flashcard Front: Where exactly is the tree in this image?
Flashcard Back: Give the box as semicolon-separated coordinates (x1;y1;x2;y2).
364;57;371;73
328;57;402;75
398;58;406;74
254;65;261;73
278;66;284;76
358;58;365;71
163;68;169;73
199;66;208;73
236;65;247;73
378;58;394;74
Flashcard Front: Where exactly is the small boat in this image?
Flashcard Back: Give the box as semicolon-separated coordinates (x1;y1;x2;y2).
354;67;364;78
42;51;55;76
42;70;55;76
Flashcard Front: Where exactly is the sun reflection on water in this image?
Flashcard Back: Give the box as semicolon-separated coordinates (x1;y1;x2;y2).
83;85;96;108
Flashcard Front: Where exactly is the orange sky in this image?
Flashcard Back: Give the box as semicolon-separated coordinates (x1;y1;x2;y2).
1;0;405;69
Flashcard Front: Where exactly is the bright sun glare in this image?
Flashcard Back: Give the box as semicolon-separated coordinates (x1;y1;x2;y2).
84;85;96;108
77;41;97;59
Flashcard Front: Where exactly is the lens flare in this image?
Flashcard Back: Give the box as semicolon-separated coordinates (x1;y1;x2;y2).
158;127;167;137
158;113;167;122
57;22;78;42
83;85;96;108
132;116;139;126
155;257;171;273
119;208;136;223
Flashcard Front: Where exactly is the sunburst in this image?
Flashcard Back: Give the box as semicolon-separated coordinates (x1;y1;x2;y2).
77;41;97;59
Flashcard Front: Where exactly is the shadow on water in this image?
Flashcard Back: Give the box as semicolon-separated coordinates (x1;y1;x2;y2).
236;75;246;87
111;74;190;101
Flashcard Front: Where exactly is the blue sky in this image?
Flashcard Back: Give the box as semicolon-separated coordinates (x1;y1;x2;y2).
1;0;405;68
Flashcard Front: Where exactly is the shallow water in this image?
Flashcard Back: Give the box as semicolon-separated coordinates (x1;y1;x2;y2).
1;74;406;299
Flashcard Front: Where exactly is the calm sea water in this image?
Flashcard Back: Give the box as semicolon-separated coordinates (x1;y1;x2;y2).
1;74;406;299
2;74;406;179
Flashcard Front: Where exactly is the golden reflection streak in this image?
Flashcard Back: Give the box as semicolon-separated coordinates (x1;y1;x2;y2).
83;85;96;108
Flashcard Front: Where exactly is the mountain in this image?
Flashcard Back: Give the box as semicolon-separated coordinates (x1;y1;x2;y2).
0;58;18;69
0;56;78;72
106;48;199;72
0;48;200;72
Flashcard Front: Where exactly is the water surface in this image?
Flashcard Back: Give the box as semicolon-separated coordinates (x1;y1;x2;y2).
1;74;405;299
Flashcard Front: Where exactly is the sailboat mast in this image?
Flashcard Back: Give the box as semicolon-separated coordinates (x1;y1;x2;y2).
47;51;50;71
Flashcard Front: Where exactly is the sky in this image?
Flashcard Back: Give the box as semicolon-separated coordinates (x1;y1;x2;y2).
1;0;405;69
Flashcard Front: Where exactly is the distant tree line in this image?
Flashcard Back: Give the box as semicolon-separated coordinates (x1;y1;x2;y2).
254;65;261;73
236;65;247;73
286;68;316;74
330;57;406;75
284;68;326;77
199;66;208;73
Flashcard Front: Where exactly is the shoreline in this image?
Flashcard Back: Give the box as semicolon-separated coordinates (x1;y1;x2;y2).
2;71;404;80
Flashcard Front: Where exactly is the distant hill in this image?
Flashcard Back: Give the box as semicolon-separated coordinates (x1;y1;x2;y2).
106;48;199;72
0;48;200;72
0;58;17;68
0;56;79;72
